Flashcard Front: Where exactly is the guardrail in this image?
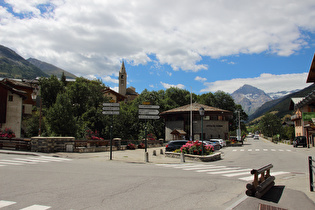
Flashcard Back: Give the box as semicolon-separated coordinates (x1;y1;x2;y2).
309;156;315;192
246;164;275;198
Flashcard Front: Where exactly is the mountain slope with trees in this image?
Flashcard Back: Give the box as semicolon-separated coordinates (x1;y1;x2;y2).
0;45;48;79
27;58;77;79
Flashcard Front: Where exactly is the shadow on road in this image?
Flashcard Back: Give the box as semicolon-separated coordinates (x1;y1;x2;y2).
260;185;285;203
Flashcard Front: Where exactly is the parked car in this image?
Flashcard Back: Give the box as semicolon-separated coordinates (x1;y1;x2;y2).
293;136;307;147
211;139;226;147
209;139;222;150
254;135;259;140
165;140;188;151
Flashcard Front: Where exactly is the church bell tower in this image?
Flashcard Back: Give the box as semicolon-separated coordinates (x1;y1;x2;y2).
119;61;127;96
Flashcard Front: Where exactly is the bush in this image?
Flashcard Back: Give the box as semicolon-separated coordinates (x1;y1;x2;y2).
180;141;214;155
127;143;136;150
138;143;145;149
0;128;16;139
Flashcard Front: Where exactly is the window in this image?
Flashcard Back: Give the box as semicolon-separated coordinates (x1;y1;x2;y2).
8;95;13;101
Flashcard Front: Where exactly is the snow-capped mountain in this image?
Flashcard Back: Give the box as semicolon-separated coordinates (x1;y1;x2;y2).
267;89;301;100
231;84;273;115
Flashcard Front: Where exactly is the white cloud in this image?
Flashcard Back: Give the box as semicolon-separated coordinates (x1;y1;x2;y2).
102;75;118;84
160;82;185;89
200;73;310;93
0;0;314;79
195;76;207;82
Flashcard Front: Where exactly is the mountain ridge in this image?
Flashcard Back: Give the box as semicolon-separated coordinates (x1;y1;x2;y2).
0;45;48;79
27;58;77;79
231;84;273;115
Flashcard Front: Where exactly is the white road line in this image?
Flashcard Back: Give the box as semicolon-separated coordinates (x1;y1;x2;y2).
286;150;291;152
20;204;51;210
0;159;37;164
248;149;252;151
182;165;219;170
240;149;244;151
0;200;16;208
232;149;237;152
196;166;227;172
173;164;208;169
263;149;268;151
206;167;240;174
271;149;276;151
40;156;72;161
208;168;249;175
279;149;284;151
14;158;49;163
0;161;23;165
255;149;260;151
223;171;251;177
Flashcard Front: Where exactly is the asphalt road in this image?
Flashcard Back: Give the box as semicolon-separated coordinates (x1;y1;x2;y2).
0;137;314;210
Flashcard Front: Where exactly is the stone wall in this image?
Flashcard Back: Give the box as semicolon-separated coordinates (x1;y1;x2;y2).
31;137;75;153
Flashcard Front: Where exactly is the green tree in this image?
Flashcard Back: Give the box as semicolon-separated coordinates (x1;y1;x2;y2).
197;92;215;106
259;112;282;140
39;75;63;108
46;92;77;136
213;91;235;111
60;71;67;87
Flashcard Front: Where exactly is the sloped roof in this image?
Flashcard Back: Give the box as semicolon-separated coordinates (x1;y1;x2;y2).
160;103;232;115
0;81;27;99
170;129;187;135
307;53;315;83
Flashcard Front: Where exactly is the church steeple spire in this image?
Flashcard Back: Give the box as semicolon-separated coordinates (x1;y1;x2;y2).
120;60;126;74
118;60;127;96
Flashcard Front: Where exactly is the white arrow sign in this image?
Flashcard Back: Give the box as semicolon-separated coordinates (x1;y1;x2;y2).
102;111;120;115
103;103;120;107
139;105;160;109
139;109;159;115
139;115;160;120
103;107;120;111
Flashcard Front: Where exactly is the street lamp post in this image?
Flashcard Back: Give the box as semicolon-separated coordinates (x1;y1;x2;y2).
199;107;205;156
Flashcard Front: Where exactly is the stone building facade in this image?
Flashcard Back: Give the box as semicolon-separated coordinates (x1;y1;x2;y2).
160;103;233;141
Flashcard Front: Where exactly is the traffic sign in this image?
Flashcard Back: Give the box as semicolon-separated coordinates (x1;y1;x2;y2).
103;103;120;107
102;111;120;115
139;115;160;120
103;107;120;111
138;105;160;109
139;109;159;115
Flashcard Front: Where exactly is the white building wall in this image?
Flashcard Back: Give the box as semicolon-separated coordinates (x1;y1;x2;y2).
3;92;23;138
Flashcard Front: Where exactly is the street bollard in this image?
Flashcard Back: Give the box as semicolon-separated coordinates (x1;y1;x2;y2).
180;153;185;162
160;148;164;155
145;152;149;162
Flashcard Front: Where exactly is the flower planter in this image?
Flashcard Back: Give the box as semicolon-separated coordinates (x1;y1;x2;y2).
165;152;221;162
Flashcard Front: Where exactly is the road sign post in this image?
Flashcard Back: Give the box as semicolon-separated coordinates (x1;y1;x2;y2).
103;103;120;160
138;103;160;157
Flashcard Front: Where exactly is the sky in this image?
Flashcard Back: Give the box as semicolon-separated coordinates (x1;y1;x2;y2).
1;0;315;95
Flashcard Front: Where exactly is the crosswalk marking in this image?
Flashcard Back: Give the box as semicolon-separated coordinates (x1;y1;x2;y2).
208;168;250;175
0;156;71;167
157;164;290;182
230;148;292;152
0;200;16;208
20;204;51;210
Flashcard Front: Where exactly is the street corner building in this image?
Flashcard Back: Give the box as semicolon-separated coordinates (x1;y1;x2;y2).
160;103;233;141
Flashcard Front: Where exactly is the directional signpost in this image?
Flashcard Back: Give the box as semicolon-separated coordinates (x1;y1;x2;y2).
138;103;160;162
103;103;120;160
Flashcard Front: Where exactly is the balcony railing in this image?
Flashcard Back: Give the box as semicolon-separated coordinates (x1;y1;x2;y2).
291;114;302;121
